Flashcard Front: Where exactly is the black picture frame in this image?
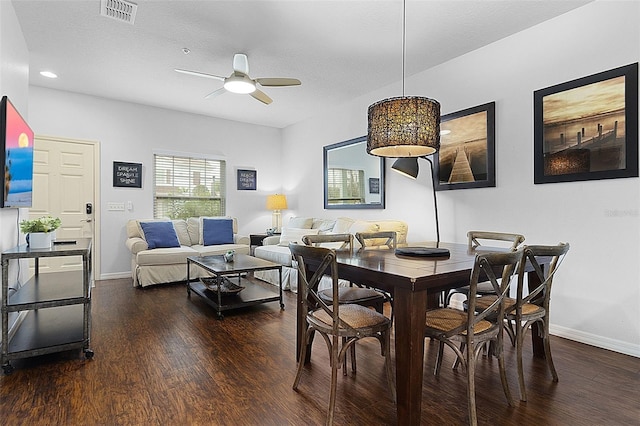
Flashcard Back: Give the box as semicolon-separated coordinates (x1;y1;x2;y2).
368;178;380;194
113;161;142;188
434;102;496;191
237;169;257;190
534;63;638;184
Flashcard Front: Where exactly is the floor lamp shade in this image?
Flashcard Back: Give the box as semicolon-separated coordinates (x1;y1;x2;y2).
266;194;288;232
367;96;441;158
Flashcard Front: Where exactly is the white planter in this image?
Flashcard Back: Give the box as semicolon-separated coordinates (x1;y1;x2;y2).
27;232;53;249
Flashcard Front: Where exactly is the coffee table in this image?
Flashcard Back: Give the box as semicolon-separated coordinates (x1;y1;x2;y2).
187;254;283;319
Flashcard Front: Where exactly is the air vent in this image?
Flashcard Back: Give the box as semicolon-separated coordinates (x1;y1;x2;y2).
100;0;138;25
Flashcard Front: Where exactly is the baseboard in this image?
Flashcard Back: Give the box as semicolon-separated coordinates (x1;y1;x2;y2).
99;271;131;280
550;324;640;358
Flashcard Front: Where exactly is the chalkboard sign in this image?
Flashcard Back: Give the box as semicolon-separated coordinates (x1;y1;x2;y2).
237;169;257;190
113;161;142;188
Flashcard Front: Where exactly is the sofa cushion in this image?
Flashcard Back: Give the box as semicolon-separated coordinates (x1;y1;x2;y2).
312;218;337;234
140;221;181;249
287;217;313;229
254;245;295;267
136;245;199;266
202;218;234;245
332;217;355;233
187;217;239;245
278;227;320;246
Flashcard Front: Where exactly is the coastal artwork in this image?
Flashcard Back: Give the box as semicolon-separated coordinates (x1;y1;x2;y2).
3;99;34;207
534;63;638;184
435;102;495;191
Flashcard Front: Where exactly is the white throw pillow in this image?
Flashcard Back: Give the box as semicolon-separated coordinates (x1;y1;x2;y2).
278;227;320;246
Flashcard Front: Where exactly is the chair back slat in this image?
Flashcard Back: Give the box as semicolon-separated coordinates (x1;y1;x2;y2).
355;231;397;250
302;233;353;252
516;243;570;311
467;231;525;251
462;248;524;337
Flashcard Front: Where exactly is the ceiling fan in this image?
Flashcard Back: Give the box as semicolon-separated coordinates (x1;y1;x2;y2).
175;53;301;105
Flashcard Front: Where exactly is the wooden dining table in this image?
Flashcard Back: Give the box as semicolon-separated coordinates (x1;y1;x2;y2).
295;241;546;425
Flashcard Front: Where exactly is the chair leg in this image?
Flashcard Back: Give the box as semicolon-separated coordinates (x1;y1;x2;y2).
452;342;464;370
293;328;311;390
350;341;357;374
434;341;445;376
466;342;478;426
341;337;348;376
516;324;528;401
496;338;514;407
543;320;558;382
383;329;396;402
327;335;339;426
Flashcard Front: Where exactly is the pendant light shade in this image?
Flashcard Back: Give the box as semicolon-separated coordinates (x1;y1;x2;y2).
391;157;419;179
366;96;441;159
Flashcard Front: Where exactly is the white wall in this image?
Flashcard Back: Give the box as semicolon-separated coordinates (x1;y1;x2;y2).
0;1;30;288
282;1;640;356
28;87;284;279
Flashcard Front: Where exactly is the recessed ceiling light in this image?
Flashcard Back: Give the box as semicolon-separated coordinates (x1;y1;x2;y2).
40;71;58;79
182;48;190;55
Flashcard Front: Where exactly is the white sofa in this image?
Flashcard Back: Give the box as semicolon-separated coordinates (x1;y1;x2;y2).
125;217;250;287
253;216;408;292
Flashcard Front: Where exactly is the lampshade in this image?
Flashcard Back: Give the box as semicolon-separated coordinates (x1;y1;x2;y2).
367;96;441;158
544;149;590;175
391;157;420;179
266;194;288;211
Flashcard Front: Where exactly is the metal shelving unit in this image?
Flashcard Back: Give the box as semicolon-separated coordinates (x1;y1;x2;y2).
1;238;93;374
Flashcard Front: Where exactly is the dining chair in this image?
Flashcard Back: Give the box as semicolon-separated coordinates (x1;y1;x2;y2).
302;233;388;375
473;243;570;401
424;248;523;426
444;231;525;308
290;243;395;426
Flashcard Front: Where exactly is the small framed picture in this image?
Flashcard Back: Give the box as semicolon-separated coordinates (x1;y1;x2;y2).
435;102;496;191
368;177;380;194
113;161;142;188
534;63;638;184
237;169;257;190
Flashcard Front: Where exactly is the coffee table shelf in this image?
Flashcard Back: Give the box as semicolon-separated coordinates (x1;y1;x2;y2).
186;254;283;319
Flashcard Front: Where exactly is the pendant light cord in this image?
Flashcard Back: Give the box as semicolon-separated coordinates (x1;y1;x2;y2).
402;0;406;97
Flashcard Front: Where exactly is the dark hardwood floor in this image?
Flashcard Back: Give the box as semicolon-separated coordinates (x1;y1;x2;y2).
1;277;638;425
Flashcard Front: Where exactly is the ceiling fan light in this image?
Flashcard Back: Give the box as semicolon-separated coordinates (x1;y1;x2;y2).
224;74;256;94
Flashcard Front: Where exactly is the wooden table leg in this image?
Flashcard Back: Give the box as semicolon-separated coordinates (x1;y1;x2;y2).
393;286;428;425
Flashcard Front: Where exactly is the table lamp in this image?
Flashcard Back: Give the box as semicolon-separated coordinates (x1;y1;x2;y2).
266;194;288;233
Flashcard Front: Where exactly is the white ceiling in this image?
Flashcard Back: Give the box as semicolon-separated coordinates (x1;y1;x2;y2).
12;0;590;129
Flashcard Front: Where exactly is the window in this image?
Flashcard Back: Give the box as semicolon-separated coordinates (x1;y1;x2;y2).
327;168;365;205
154;154;226;219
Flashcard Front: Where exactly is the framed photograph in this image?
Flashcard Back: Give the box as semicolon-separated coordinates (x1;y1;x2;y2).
368;177;380;194
434;102;495;191
113;161;142;188
534;63;638;184
237;169;257;190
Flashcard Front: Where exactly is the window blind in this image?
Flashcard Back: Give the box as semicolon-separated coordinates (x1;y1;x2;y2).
153;154;226;219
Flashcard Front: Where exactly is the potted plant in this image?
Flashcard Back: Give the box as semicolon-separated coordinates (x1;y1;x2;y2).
19;216;61;248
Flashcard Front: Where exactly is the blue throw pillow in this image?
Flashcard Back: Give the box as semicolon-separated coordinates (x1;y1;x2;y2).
140;221;180;249
203;218;234;246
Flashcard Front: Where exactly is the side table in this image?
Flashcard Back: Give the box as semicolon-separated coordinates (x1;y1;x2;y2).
250;233;280;254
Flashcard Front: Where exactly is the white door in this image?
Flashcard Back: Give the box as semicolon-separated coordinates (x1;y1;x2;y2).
29;136;99;275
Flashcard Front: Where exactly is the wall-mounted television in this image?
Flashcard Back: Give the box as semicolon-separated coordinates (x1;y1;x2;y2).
0;96;34;208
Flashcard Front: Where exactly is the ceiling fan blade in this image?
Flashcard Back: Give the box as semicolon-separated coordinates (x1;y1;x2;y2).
175;68;225;81
250;89;272;105
204;87;226;99
256;78;301;87
233;53;250;75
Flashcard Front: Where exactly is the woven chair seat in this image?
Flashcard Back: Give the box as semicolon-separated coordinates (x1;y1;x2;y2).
425;308;493;335
318;287;385;304
311;304;389;330
474;296;542;316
